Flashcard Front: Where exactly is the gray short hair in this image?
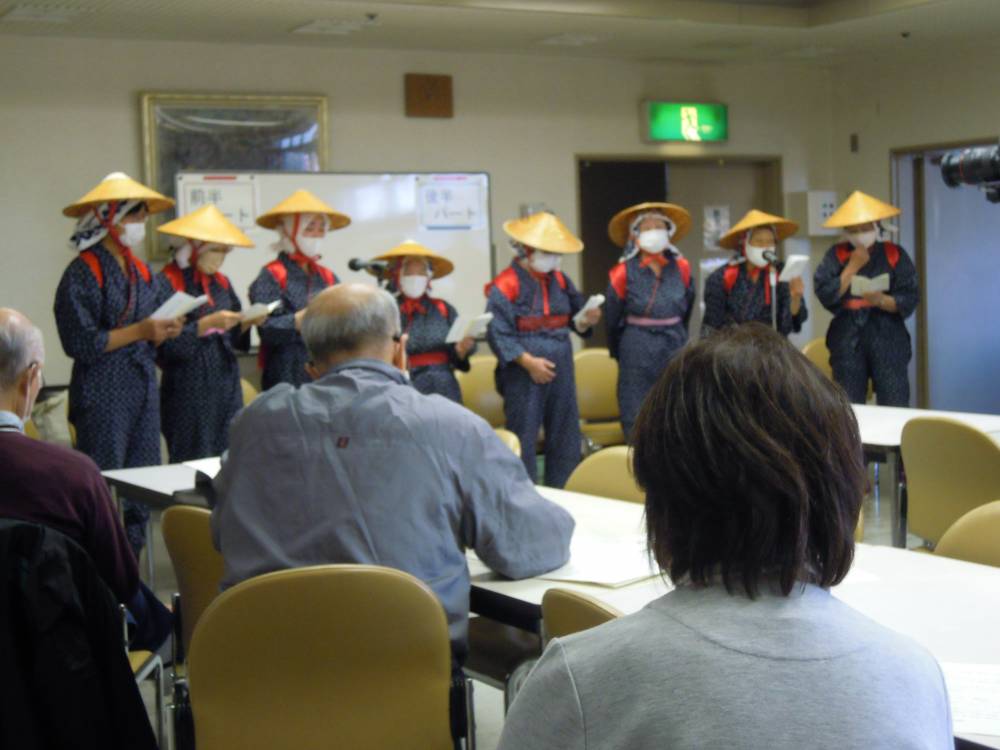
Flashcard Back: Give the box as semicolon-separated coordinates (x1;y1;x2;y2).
0;311;44;391
301;287;401;362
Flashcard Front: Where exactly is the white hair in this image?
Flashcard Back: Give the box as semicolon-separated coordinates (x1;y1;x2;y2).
0;311;44;391
301;288;401;362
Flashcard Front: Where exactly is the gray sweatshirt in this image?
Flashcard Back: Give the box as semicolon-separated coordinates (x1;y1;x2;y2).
500;582;952;749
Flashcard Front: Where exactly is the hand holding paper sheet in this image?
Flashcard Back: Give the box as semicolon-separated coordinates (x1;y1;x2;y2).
151;292;209;321
573;294;605;329
241;300;281;321
778;254;810;282
446;313;493;344
851;273;890;296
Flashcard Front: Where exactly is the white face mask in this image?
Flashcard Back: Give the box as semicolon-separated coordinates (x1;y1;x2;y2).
637;228;670;254
745;244;773;268
296;235;323;257
196;248;227;276
119;221;146;249
848;229;877;250
399;274;429;299
530;251;561;274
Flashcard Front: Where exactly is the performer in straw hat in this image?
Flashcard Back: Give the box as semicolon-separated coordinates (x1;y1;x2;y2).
485;211;601;487
605;202;695;439
814;191;919;406
702;209;807;338
157;205;265;461
369;240;475;403
249;189;351;390
54;172;182;555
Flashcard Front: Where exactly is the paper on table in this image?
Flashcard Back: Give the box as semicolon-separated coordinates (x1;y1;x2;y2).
851;273;890;296
572;294;605;329
941;662;1000;737
183;457;222;480
778;254;810;282
537;532;657;588
152;292;209;320
446;313;493;344
242;300;281;321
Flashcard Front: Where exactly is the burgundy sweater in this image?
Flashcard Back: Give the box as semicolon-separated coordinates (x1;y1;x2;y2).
0;431;139;602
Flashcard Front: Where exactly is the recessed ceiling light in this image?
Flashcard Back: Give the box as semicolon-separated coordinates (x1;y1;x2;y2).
539;33;602;47
0;4;90;24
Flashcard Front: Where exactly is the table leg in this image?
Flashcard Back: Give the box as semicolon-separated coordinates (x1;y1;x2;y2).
886;449;907;548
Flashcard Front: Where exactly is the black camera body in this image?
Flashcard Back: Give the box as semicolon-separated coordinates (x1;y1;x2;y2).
940;144;1000;203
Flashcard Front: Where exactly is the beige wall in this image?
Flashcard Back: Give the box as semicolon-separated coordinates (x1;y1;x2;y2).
830;48;1000;197
0;34;836;382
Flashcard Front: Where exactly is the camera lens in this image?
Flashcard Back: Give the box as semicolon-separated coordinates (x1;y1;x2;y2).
941;145;1000;187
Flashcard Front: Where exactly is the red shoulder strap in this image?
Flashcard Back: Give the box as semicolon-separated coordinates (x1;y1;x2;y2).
675;257;692;288
317;266;336;287
883;242;901;269
835;243;853;265
162;262;186;292
266;259;288;291
554;270;568;290
430;298;448;319
723;265;740;295
216;273;231;291
80;250;103;288
132;256;151;284
485;267;520;301
608;263;627;299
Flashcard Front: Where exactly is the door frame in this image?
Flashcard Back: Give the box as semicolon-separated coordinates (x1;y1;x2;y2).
889;136;997;407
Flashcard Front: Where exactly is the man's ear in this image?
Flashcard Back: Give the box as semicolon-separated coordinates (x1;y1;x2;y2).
392;334;409;372
305;361;322;380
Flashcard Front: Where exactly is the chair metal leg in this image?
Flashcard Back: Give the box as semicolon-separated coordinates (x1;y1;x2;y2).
464;678;476;750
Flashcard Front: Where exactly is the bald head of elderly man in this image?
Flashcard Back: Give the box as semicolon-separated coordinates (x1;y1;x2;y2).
211;283;575;660
0;308;172;651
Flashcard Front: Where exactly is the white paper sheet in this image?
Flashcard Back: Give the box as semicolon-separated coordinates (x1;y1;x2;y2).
850;273;890;296
778;254;810;282
241;300;281;321
941;663;1000;737
446;313;493;344
572;294;605;329
152;291;209;320
183;457;222;480
537;532;657;588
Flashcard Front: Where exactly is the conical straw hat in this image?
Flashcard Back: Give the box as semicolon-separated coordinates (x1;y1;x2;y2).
372;240;454;279
608;202;692;247
719;209;798;250
823;191;900;229
157;204;253;248
256;189;351;230
502;212;583;254
63;172;174;217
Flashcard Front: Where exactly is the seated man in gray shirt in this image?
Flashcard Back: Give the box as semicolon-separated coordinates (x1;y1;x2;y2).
211;283;574;661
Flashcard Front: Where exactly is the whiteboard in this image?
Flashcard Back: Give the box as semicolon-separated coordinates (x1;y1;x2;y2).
174;171;494;323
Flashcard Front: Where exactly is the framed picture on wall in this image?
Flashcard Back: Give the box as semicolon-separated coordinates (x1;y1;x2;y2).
140;91;328;259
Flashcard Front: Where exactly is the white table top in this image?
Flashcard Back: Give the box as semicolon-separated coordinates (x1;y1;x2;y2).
852;404;1000;449
471;487;1000;746
103;463;200;497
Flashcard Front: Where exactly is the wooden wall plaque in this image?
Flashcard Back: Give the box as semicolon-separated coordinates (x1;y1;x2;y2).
405;73;453;118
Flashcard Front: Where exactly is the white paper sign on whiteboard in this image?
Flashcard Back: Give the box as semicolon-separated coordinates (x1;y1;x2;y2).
176;174;259;229
417;174;487;230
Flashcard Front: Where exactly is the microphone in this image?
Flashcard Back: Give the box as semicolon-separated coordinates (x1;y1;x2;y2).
348;258;388;273
762;250;779;266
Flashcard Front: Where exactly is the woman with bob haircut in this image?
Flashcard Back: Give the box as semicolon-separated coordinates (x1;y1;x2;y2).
499;323;952;750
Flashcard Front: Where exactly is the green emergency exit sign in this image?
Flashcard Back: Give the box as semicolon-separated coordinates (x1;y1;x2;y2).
644;101;728;142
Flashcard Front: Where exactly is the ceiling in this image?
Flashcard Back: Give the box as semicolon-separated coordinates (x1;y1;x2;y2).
0;0;996;64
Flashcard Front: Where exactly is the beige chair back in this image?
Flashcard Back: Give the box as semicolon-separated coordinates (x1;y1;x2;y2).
934;500;1000;567
456;354;505;427
801;338;833;380
542;588;622;641
188;565;454;750
240;378;259;406
161;506;225;657
565;446;644;504
573;348;619;422
493;428;521;457
901;417;1000;546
